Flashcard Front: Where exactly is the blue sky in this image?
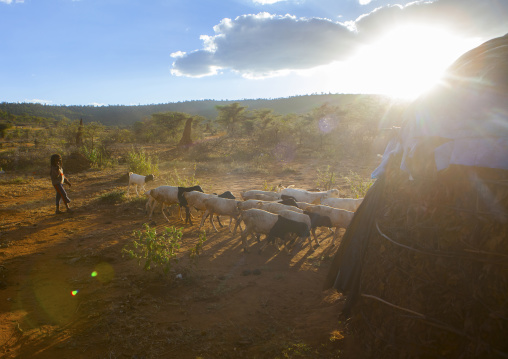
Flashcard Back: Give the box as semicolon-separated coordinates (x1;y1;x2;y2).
1;0;507;106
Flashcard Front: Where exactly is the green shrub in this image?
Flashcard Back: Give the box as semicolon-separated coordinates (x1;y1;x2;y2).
122;224;182;275
343;170;373;198
127;147;158;175
188;230;207;266
99;190;127;203
81;145;115;168
316;165;337;190
165;164;200;187
0;176;32;185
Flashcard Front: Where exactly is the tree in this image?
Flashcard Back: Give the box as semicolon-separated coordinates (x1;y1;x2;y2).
0;123;12;138
85;121;105;150
76;118;84;146
215;102;247;135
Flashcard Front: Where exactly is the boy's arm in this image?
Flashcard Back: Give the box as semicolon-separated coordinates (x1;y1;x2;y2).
64;176;72;187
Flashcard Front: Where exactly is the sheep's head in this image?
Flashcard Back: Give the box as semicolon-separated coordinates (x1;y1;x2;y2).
145;174;155;182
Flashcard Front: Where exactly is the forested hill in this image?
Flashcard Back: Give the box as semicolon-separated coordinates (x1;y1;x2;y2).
0;94;396;127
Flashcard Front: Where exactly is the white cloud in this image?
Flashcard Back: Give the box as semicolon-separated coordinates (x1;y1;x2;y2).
171;0;508;78
89;102;105;107
0;0;24;4
0;0;13;3
359;0;372;4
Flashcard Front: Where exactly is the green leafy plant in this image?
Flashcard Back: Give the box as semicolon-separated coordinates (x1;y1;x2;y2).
188;230;207;266
98;190;127;204
263;180;282;192
343;170;373;198
166;164;200;187
279;342;312;358
80;145;114;168
127;147;159;175
315;165;336;190
122;224;182;275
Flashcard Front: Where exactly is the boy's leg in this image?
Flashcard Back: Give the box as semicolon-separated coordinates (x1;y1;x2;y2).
55;189;62;214
54;184;71;212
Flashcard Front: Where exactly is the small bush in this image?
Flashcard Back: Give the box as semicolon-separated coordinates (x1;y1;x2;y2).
343;170;373;198
99;190;127;204
122;224;182;275
316;165;337;190
263;180;283;192
188;230;207;266
165;164;200;187
0;176;32;185
127;147;158;175
81;146;108;168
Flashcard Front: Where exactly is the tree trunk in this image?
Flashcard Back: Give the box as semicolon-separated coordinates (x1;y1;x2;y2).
178;118;193;147
76;118;84;146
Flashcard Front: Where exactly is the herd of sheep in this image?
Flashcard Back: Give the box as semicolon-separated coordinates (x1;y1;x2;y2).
128;172;363;254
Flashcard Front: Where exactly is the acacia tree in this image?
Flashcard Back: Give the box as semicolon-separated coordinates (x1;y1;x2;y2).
215;102;247;135
84;121;105;150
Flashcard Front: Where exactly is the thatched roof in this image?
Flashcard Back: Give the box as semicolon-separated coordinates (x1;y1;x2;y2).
326;33;508;358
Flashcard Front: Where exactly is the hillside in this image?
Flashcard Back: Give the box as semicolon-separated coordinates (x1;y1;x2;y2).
0;94;398;127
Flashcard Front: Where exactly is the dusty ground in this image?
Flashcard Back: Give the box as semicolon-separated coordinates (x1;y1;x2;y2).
0;159;374;359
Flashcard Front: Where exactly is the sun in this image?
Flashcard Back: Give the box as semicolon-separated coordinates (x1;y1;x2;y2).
341;25;482;99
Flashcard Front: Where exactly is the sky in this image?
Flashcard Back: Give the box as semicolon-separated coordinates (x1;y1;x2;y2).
0;0;507;106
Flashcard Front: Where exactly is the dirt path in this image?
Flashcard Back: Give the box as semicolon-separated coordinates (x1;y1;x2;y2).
0;165;367;358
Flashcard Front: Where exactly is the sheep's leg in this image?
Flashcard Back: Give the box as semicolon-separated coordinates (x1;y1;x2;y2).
146;197;154;216
209;212;219;232
233;217;243;233
135;185;140;197
312;228;320;246
240;228;251;252
199;209;210;230
258;235;270;254
148;199;157;219
283;239;292;255
226;215;236;233
232;217;243;235
161;203;172;223
216;215;224;227
184;206;193;225
332;227;340;243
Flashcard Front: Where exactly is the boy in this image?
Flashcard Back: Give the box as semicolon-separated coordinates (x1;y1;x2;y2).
50;154;72;214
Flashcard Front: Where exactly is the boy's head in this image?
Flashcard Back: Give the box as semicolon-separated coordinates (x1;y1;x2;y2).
51;154;62;167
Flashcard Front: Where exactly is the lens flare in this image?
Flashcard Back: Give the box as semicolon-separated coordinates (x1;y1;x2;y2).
71;290;79;296
94;262;115;284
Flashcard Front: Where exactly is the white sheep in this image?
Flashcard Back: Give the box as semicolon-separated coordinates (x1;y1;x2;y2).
241;190;281;201
146;186;181;221
304;204;354;242
295;201;316;211
234;200;303;235
184;191;237;230
320;197;364;212
280;188;339;204
255;201;304;215
199;197;241;232
146;185;204;224
128;172;154;196
239;208;310;253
